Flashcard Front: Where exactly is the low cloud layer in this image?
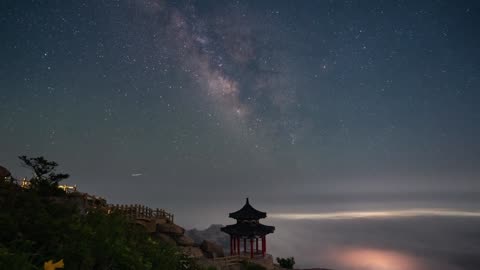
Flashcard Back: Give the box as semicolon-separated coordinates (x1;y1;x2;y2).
268;216;480;270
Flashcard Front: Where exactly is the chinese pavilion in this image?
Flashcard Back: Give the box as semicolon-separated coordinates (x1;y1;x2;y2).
221;198;275;258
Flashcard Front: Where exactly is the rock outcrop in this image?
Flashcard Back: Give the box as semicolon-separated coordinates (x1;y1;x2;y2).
150;220;227;260
186;224;229;250
175;234;195;246
180;246;204;258
153;232;177;245
200;240;224;258
156;223;185;236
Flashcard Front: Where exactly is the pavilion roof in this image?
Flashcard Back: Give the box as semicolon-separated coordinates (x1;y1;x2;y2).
229;198;267;220
221;222;275;237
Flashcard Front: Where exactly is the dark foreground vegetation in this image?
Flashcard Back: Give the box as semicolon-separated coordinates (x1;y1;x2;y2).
0;156;200;270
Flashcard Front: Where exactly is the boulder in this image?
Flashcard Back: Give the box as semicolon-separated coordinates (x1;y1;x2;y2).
135;218;156;233
154;218;167;225
200;240;224;258
175;235;195;246
180;246;204;258
186;224;230;248
156;223;185;236
153;232;176;245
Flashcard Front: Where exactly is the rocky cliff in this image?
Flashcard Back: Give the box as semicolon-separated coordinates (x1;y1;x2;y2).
148;221;225;259
186;224;230;250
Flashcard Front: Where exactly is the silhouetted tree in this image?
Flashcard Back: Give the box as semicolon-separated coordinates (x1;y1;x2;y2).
18;155;69;195
276;257;295;269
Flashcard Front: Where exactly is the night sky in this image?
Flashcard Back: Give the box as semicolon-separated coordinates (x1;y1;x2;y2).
1;1;480;269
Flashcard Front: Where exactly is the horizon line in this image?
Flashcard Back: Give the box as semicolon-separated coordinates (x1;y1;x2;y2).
269;208;480;220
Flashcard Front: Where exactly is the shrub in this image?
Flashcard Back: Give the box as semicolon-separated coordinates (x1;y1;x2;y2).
276;257;295;269
0;175;199;269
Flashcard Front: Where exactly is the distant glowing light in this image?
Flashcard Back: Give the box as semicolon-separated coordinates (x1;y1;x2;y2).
270;208;480;220
330;247;424;270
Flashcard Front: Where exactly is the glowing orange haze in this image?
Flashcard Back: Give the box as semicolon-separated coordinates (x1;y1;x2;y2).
329;248;424;270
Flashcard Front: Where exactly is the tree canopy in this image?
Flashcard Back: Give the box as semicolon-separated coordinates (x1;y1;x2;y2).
18;155;69;195
0;156;202;270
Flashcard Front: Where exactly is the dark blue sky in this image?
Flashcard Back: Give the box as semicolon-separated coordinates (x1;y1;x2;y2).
2;1;480;269
1;0;480;220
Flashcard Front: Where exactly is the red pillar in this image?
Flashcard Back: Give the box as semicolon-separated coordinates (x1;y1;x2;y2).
237;237;240;255
250;238;254;258
256;238;258;253
233;236;237;255
244;238;246;254
236;237;240;255
262;236;266;257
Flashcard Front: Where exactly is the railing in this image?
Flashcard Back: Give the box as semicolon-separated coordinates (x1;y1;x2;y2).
108;204;174;223
8;178;175;224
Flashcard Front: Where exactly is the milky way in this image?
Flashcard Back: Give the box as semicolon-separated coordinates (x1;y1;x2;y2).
132;0;302;143
1;1;480;269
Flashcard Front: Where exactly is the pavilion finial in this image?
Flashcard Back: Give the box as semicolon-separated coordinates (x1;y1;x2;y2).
246;197;249;204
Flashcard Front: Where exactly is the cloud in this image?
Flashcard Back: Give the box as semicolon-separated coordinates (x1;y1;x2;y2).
328;247;427;270
270;208;480;220
269;216;480;270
